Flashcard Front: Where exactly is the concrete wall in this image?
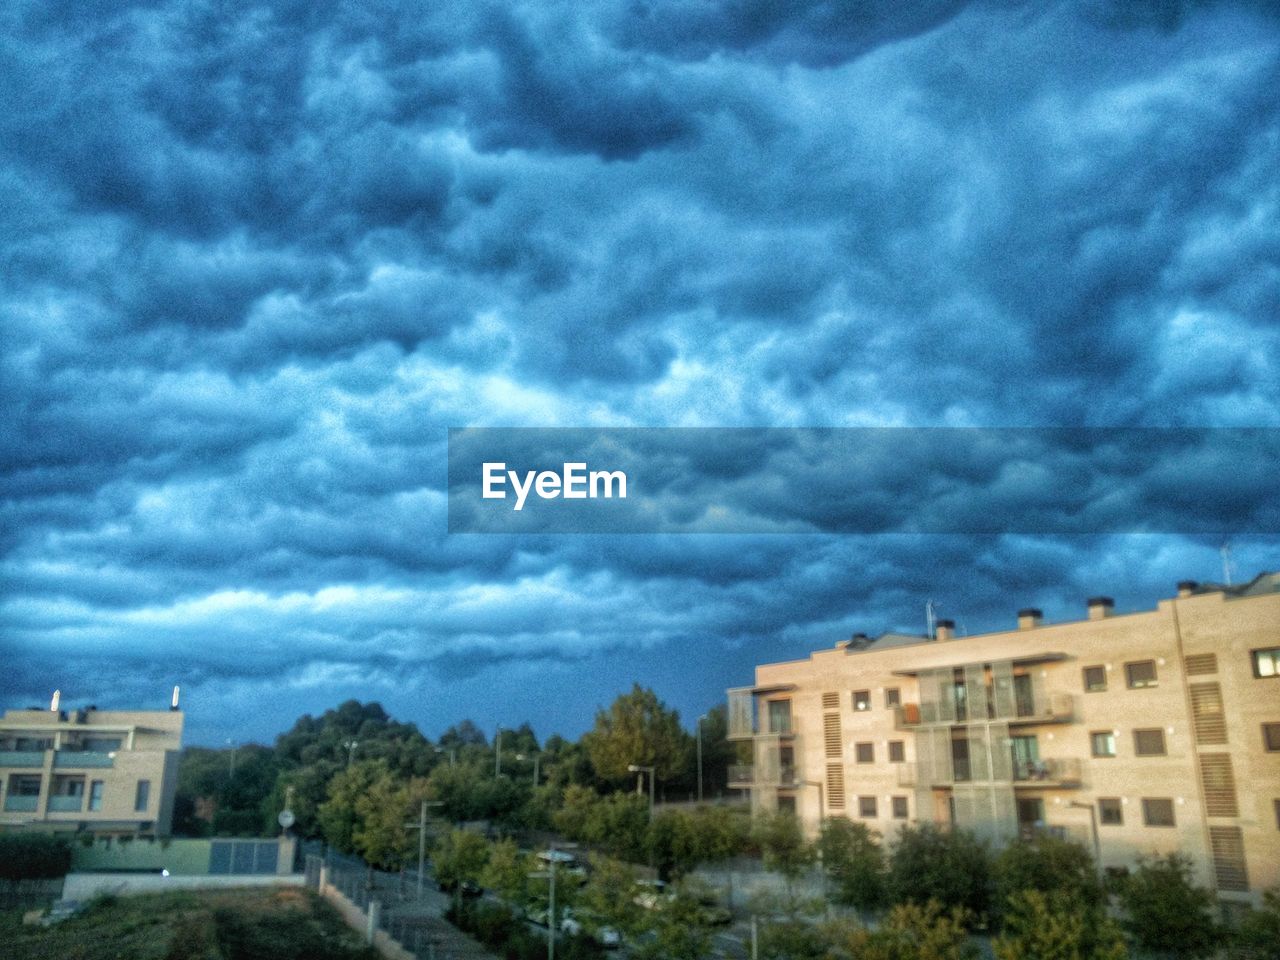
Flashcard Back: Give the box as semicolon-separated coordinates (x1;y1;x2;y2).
63;871;304;901
72;836;212;875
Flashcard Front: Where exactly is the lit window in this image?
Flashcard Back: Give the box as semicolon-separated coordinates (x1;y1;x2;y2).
1134;729;1166;756
1083;666;1107;692
1253;648;1280;678
1142;798;1175;827
853;690;871;711
1125;660;1158;689
1091;732;1117;758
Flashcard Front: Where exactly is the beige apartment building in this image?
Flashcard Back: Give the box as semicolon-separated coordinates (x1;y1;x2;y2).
0;696;183;836
728;573;1280;908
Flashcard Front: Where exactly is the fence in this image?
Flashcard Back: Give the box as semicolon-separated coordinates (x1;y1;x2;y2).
0;877;63;911
306;854;493;960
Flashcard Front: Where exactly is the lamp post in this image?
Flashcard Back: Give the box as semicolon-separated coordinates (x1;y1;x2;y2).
1069;800;1102;875
529;841;578;960
696;714;706;803
405;799;444;901
494;726;503;778
627;764;656;820
517;753;541;787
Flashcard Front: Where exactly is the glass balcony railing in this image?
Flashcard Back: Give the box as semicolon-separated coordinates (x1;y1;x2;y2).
0;751;46;767
3;795;39;812
48;795;84;813
53;751;115;769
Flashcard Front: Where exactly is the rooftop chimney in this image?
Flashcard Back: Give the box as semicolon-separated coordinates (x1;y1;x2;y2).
1176;580;1198;599
1087;596;1114;620
171;685;181;711
1017;608;1043;630
50;689;61;713
935;619;955;641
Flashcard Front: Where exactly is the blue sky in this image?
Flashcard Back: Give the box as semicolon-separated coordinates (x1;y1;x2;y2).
2;0;1278;747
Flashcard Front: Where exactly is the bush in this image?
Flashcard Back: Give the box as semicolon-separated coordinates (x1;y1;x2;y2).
994;889;1126;960
1114;853;1216;959
991;834;1101;924
818;818;884;912
1229;887;1280;960
886;826;990;924
0;834;73;881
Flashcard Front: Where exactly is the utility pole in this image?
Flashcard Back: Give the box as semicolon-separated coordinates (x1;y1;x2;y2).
405;799;444;901
627;764;656;819
494;726;502;778
529;842;577;960
696;714;706;803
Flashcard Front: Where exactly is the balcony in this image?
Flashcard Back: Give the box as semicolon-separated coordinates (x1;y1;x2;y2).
728;764;800;789
0;751;45;768
53;751;115;769
3;795;39;813
1018;822;1091;846
896;689;1075;728
1012;757;1082;787
48;795;84;813
1009;692;1074;725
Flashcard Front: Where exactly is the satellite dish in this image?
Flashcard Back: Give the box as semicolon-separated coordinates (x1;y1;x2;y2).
277;809;296;829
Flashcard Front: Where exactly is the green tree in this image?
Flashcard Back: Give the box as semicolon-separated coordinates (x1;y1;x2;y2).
353;773;429;869
886;825;990;923
0;834;72;880
1231;886;1280;960
1114;854;1217;959
317;759;389;854
432;829;491;891
583;684;692;783
994;890;1126;960
632;881;715;960
752;811;815;884
861;901;978;960
580;856;646;938
649;805;750;879
992;834;1101;923
481;838;530;906
819;818;884;912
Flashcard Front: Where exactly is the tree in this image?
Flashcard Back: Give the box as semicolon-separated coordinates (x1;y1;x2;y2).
1232;886;1280;960
432;829;491;891
819;818;883;912
994;890;1126;960
992;834;1101;923
580;856;645;938
353;773;429;869
632;881;716;960
861;901;978;960
649;806;750;879
0;834;72;880
1114;854;1217;959
481;838;530;906
751;810;815;903
886;825;990;924
583;684;692;783
317;760;389;854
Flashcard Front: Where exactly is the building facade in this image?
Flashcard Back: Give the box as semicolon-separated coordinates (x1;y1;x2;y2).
728;574;1280;908
0;700;183;836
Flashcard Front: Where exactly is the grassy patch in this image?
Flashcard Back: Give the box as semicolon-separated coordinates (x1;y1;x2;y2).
1;887;380;960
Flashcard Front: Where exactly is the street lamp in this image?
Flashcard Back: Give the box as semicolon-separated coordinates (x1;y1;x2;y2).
529;841;578;960
627;764;656;820
405;799;444;901
517;752;541;787
696;714;706;803
1068;800;1102;874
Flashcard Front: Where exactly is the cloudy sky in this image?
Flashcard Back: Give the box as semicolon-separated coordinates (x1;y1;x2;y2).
3;0;1278;748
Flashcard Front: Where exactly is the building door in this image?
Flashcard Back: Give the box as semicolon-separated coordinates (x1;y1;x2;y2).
950;735;971;782
1016;797;1044;839
1013;674;1034;717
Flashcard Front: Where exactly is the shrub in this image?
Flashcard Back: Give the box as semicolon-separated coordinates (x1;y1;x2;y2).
991;833;1102;924
1114;853;1216;959
886;826;990;924
994;889;1126;960
0;834;73;881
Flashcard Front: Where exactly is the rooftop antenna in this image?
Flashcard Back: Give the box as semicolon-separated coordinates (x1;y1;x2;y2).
1220;541;1234;587
925;599;937;639
50;689;61;712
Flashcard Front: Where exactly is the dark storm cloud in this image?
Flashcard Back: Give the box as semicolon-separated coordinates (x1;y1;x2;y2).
2;0;1278;741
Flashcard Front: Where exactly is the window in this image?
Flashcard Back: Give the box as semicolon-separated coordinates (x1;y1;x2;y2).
855;742;874;764
1091;731;1117;758
1126;660;1158;689
1083;665;1107;693
1098;798;1123;826
767;700;792;734
858;796;877;818
853;690;871;711
1134;729;1167;756
1263;723;1280;752
9;775;41;796
83;737;122;753
888;740;905;763
1252;647;1280;678
892;796;909;819
1142;798;1175;827
89;780;104;812
776;795;797;815
1275;799;1280;830
885;688;901;709
134;780;151;813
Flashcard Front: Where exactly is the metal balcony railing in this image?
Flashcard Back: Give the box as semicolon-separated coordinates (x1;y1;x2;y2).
1011;757;1082;785
728;763;800;788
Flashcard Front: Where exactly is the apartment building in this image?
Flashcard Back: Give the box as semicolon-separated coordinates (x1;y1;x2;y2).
728;574;1280;908
0;694;183;836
